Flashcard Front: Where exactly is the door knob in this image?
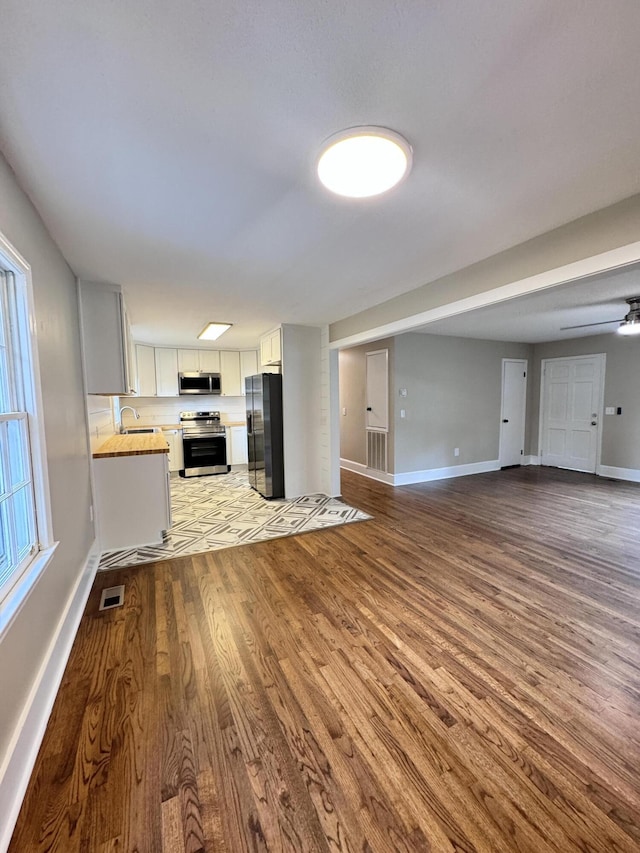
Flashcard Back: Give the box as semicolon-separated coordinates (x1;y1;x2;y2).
591;421;597;426
502;418;509;423
366;407;372;411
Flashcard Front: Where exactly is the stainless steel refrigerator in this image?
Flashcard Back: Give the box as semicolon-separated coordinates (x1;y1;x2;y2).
245;373;284;498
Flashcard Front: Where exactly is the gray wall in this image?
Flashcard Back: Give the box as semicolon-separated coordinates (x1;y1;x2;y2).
0;155;94;763
393;334;533;473
530;333;640;469
339;338;395;471
330;194;640;342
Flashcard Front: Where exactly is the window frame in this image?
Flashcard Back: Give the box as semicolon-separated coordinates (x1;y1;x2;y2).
0;230;56;635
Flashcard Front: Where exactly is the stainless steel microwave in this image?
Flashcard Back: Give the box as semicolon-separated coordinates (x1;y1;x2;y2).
178;372;222;395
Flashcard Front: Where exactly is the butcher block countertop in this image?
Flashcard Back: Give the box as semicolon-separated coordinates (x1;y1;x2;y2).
93;433;169;459
222;421;247;427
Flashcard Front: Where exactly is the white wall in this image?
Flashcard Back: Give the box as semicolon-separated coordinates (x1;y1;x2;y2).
0;154;95;839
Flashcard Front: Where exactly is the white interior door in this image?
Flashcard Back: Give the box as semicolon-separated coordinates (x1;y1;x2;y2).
500;359;527;467
365;349;388;431
540;355;604;473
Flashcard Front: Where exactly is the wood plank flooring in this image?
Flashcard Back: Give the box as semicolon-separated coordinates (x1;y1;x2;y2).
9;466;640;852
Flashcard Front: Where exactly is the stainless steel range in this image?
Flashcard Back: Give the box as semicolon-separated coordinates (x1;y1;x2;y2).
180;411;230;477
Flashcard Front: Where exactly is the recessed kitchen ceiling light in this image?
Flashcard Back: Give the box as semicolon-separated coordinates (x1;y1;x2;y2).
198;322;232;341
317;126;412;198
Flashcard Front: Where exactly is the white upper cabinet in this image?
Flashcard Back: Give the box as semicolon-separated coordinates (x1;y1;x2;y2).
136;344;157;396
199;350;221;373
79;281;134;395
220;351;241;396
240;350;258;394
178;348;221;373
259;328;282;366
177;349;200;372
155;348;179;396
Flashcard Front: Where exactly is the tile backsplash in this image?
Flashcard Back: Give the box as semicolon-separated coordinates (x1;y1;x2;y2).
120;395;246;427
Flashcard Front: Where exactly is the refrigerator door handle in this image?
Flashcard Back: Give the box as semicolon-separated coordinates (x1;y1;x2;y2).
247;412;252;433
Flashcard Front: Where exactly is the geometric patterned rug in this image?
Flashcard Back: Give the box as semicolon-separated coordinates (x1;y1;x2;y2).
98;469;370;571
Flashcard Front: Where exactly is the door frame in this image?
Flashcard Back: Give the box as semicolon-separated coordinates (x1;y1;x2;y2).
365;348;389;433
537;352;606;473
499;358;528;468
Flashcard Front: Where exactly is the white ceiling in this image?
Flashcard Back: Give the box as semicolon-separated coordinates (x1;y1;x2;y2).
412;263;640;343
2;1;640;348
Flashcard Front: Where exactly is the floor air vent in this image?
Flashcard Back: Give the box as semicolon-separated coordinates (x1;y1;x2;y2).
99;585;125;611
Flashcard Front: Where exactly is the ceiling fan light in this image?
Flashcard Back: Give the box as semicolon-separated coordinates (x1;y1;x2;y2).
617;319;640;336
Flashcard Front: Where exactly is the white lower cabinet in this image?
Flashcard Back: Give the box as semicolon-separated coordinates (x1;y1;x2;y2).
229;425;248;465
94;452;171;550
164;429;184;472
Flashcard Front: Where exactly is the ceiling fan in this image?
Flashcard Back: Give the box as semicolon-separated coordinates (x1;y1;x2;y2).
561;296;640;335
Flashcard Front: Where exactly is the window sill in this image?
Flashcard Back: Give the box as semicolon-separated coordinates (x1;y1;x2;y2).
0;543;59;641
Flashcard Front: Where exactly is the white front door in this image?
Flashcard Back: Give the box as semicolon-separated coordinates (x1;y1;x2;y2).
365;349;388;431
500;359;527;467
540;355;604;473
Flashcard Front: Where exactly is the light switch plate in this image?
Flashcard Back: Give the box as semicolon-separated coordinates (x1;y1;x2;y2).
605;407;615;415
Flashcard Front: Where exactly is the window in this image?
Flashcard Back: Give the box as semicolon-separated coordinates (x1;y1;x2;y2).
0;241;54;611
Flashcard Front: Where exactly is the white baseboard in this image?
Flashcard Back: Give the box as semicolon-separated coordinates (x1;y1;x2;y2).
393;459;501;486
523;455;540;466
597;464;640;483
340;458;394;485
0;542;100;853
341;457;502;487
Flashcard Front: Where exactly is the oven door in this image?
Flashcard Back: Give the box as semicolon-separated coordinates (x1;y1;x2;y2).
182;433;229;476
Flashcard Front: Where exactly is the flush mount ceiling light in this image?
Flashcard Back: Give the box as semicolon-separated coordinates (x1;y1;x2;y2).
317;126;412;198
197;322;232;341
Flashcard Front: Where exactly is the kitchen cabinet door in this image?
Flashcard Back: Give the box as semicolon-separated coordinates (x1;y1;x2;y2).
259;328;282;366
164;429;184;472
177;349;200;372
231;425;248;465
199;349;221;372
240;350;258;392
155;348;179;396
136;344;157;396
220;351;242;396
79;281;134;395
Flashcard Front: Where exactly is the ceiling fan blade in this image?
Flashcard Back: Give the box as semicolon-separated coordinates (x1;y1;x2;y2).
560;319;621;331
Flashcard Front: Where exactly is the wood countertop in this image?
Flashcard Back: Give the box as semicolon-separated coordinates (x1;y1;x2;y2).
222;421;247;427
93;433;170;459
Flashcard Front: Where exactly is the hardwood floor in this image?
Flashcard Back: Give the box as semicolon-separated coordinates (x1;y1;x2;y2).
10;466;640;852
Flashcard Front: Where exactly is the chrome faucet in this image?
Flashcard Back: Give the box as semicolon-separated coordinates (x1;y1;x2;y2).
119;405;140;424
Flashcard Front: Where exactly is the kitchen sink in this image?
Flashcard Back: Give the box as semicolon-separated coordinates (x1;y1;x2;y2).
120;426;161;434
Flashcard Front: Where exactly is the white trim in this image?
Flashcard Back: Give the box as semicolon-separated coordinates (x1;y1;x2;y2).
0;542;100;853
341;456;501;486
329;241;640;349
0;542;58;640
597;465;640;484
538;353;606;473
393;459;500;486
523;455;540;466
499;358;528;468
340;457;394;485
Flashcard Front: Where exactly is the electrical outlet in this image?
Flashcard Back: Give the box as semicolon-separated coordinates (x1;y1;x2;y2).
400;409;406;419
342;407;347;416
454;447;460;457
